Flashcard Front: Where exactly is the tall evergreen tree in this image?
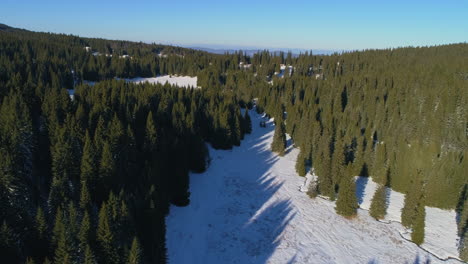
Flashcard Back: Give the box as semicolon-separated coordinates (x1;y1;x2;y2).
461;231;468;262
97;203;119;264
411;198;426;245
271;116;287;156
80;131;97;194
335;175;358;217
127;237;142;264
78;211;92;251
401;172;425;228
98;141;115;200
369;184;387;220
295;147;307;176
83;244;97;264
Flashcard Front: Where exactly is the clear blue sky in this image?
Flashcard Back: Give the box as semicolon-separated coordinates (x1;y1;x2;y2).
1;0;467;50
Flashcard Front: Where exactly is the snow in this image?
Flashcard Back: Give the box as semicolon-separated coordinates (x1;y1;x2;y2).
166;110;462;264
67;89;75;100
355;176;460;260
423;208;460;260
82;80;97;86
121;75;198;88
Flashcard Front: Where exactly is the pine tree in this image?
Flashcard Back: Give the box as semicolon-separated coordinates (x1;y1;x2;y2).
401;173;425;228
99;141;115;199
271;116;286;156
461;231;468;262
79;180;92;211
458;199;468;236
80;131;97;194
369;184;387;220
127;237;142;264
411;198;426;245
295;147;307;176
35;207;48;240
97;203;119;264
144;111;158;154
83;244;97;264
53;230;72;264
78;211;92;251
51;207;65;249
335;175;358;218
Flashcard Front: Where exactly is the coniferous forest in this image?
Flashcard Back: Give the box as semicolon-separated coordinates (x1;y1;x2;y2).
0;23;467;262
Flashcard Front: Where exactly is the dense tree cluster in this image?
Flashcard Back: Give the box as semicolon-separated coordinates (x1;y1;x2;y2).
1;23;467;261
0;25;251;263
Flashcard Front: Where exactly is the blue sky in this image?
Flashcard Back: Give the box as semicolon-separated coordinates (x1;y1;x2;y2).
1;0;467;50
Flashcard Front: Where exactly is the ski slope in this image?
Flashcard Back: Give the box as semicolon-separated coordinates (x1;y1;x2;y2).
166;110;462;264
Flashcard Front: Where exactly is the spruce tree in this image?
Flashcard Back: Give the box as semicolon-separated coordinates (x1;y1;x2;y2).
79;180;92;211
401;173;425;228
53;230;72;264
78;211;92;251
369;184;387;220
127;237;142;264
99;141;115;199
144;111;158;154
51;207;65;249
271;116;286;156
411;198;426;245
335;175;358;217
458;199;468;236
35;207;48;240
80;131;97;194
97;203;119;264
461;231;468;262
83;244;97;264
295;147;307;176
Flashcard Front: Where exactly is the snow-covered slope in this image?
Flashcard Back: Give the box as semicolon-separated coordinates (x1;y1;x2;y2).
123;75;198;88
356;176;460;260
166;111;462;264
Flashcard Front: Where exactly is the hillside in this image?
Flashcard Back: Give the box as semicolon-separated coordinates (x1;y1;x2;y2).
167;110;463;263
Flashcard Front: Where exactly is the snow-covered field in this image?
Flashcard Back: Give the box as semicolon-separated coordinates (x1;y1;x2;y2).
123;75;198;88
82;75;198;88
166;110;462;264
356;176;460;260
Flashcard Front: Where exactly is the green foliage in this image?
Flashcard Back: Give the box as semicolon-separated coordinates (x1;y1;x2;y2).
83;245;97;264
401;174;425;228
369;184;387;220
80;131;97;195
411;200;426;245
35;207;48;240
97;203;119;264
461;231;468;262
1;23;467;262
78;211;92;251
271;115;287;156
127;237;142;264
295;147;307;176
335;175;358;217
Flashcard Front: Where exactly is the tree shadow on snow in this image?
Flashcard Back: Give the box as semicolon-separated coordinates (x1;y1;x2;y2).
200;113;296;264
355;176;369;205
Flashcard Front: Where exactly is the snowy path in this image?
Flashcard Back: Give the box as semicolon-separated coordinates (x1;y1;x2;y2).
166;112;462;264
